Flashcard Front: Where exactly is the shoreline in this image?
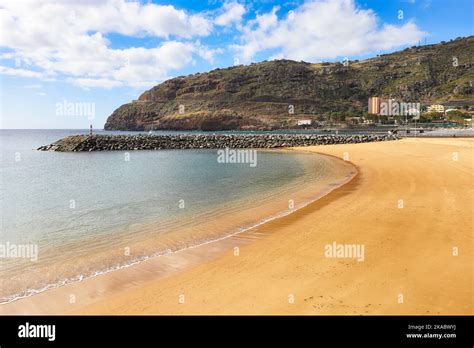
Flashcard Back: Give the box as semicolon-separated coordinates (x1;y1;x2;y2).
0;150;356;314
1;138;471;315
76;138;472;315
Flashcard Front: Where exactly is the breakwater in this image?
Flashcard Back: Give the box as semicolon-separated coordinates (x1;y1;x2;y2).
38;133;399;152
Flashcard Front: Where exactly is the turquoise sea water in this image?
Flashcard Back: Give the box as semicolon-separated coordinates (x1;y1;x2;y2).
0;129;353;304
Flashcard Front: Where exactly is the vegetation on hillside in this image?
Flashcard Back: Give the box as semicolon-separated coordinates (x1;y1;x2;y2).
105;36;474;131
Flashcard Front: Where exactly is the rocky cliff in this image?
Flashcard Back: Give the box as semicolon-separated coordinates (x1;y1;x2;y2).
105;36;474;131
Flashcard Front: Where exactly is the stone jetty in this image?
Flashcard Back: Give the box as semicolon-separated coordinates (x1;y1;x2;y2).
38;133;399;152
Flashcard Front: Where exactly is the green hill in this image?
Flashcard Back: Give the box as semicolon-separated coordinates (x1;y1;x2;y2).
105;36;474;131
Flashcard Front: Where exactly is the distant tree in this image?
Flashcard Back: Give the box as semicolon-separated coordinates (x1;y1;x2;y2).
419;114;431;122
366;113;378;122
446;110;467;125
346;117;360;125
392;115;405;124
423;112;444;121
446;110;465;118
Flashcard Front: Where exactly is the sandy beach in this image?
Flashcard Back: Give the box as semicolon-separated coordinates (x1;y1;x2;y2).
2;138;472;315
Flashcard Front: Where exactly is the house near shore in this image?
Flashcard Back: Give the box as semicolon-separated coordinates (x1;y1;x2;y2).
427;104;445;113
297;119;312;126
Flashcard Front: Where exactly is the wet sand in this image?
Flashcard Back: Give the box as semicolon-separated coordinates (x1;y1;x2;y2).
2;138;472;314
0;149;355;314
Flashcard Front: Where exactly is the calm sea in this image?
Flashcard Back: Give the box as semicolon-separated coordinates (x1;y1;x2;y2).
0;129;354;304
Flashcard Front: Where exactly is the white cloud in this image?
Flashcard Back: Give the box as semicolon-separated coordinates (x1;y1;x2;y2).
194;41;225;63
231;0;427;62
69;78;124;89
24;84;43;89
0;0;219;88
0;0;212;49
0;0;429;89
0;66;44;78
215;2;246;26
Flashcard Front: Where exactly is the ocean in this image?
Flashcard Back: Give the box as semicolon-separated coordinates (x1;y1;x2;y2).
0;129;355;304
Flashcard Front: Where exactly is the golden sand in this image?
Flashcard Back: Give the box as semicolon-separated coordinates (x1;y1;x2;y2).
2;138;472;315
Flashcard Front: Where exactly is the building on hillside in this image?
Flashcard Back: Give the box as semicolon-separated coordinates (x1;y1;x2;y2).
297;119;312;126
368;97;381;114
427;104;445;113
368;97;394;115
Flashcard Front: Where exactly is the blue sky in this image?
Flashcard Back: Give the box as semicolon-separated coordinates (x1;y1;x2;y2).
0;0;472;129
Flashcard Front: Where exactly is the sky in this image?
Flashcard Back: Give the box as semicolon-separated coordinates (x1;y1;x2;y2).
0;0;473;129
